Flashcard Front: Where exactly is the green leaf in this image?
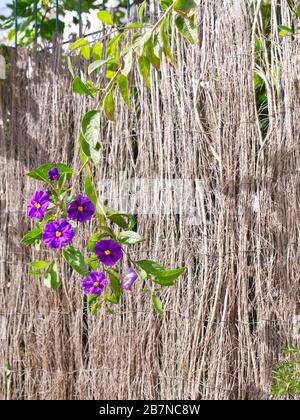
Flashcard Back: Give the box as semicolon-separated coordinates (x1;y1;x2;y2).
97;10;114;26
89;232;107;251
80;134;101;166
126;23;145;29
29;269;42;276
174;0;200;19
81;110;100;148
92;41;103;60
137;267;148;281
8;29;15;41
72;76;95;97
161;0;173;9
44;260;59;290
107;33;123;61
105;294;118;304
105;272;121;304
87;294;98;306
118;230;144;245
139;0;147;19
62;246;89;277
88;59;110;75
26;163;73;182
135;259;164;275
138;56;151;89
160;15;174;64
91;300;103;315
175;13;198;44
20;227;42;246
155;267;185;286
30;261;49;269
296;5;300;20
133;32;151;55
109;272;121;301
69;37;87;51
84;174;98;208
85;255;98;271
278;25;293;36
144;36;161;70
80;44;91;60
104;89;115;121
84;174;105;220
108;211;136;230
40;18;64;39
122;48;133;76
117;74;131;109
152;295;163;314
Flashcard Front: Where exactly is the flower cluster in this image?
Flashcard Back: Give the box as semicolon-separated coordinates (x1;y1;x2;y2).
25;166;138;305
22;164;184;315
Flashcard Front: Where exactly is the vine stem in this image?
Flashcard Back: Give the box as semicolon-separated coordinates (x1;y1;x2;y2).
64;160;89;196
67;25;153;49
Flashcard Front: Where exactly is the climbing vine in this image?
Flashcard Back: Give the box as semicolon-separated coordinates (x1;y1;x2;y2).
21;1;199;315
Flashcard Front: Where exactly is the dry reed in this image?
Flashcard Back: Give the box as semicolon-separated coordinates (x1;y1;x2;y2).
0;0;299;400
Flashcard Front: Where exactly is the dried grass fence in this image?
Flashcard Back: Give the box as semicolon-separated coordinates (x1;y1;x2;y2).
0;0;299;400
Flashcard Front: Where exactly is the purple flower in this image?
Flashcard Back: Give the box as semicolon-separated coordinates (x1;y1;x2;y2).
67;194;95;223
27;191;50;219
82;271;108;295
95;239;123;267
48;167;61;182
121;268;138;291
42;219;74;249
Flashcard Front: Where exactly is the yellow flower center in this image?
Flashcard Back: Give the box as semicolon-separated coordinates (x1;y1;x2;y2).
55;231;62;237
93;282;100;287
105;250;111;255
77;206;84;212
34;202;41;209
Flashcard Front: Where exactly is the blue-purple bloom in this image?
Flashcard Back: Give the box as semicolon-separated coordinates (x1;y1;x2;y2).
42;219;74;249
67;194;95;223
82;271;108;295
95;239;123;266
48;167;61;182
27;191;50;219
121;268;138;291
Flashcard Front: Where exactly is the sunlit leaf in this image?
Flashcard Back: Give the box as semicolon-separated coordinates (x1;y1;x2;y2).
117;230;143;245
97;10;114;26
72;76;95;97
175;13;198;44
104;89;115;121
62;246;89;276
138;55;151;88
81;110;101;148
20;227;42;246
174;0;200;19
135;260;164;275
88;59;110;75
80;44;91;60
117;74;131;109
69;37;88;51
44;260;59;290
144;36;161;70
26;163;73;182
152;295;163;314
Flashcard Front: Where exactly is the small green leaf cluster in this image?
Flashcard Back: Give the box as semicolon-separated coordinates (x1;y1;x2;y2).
69;1;199;120
271;347;300;399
